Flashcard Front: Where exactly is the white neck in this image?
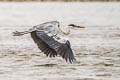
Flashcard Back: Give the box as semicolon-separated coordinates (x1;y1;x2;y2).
58;26;70;35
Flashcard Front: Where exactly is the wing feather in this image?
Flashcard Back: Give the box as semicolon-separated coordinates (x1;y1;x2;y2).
31;30;76;63
31;31;57;58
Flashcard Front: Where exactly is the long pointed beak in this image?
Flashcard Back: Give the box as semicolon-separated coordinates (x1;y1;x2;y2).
72;25;85;29
75;26;85;29
68;24;85;29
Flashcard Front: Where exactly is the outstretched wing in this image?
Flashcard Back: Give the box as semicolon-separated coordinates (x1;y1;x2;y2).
31;31;76;63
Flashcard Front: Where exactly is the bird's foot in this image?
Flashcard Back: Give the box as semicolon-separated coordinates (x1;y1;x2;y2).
12;31;24;36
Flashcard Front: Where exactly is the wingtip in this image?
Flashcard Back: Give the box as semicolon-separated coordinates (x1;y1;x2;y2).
70;58;77;64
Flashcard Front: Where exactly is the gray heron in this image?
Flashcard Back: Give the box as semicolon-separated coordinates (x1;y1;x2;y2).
13;21;85;63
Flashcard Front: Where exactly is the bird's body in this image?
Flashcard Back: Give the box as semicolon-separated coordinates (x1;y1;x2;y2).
13;21;85;63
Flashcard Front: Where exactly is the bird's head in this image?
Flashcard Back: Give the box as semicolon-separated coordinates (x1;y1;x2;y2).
59;24;85;35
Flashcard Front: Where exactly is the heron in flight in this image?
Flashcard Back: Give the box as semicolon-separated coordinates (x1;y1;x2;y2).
13;21;85;63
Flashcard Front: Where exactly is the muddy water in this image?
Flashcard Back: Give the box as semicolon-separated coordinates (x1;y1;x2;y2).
0;2;120;80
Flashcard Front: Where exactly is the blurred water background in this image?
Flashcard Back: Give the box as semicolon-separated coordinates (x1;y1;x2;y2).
0;2;120;80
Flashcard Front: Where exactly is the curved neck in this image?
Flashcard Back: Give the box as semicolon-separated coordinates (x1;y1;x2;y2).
58;26;70;35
